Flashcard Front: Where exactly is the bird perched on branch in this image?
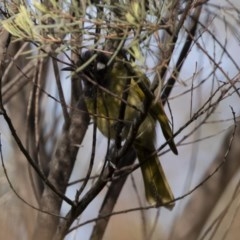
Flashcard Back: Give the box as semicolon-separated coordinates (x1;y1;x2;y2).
75;50;178;208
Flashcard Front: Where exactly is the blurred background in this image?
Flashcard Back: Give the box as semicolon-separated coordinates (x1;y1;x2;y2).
1;0;240;239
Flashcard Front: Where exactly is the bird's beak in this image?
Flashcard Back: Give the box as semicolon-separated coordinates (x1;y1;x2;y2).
61;66;74;71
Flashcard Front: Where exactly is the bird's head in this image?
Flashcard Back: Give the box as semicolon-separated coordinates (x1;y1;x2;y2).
80;50;110;85
62;50;112;97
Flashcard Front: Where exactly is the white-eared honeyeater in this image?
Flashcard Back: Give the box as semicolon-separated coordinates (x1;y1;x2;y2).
78;51;177;208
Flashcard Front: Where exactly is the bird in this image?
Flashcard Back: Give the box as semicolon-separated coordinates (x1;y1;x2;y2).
77;50;177;208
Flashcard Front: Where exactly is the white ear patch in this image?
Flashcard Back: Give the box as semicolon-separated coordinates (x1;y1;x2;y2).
97;62;106;71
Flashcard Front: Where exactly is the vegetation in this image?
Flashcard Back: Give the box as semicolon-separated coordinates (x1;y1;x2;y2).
0;1;240;239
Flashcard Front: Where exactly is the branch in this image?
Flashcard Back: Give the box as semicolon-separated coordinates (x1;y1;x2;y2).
170;120;240;240
89;148;136;240
33;98;89;240
161;5;202;104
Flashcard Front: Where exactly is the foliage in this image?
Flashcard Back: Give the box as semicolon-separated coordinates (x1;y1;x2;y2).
0;1;240;240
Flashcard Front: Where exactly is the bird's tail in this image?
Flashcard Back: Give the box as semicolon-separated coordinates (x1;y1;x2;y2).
135;145;175;209
150;102;178;155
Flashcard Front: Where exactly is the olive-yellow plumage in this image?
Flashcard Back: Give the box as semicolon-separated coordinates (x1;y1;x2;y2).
81;51;177;208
